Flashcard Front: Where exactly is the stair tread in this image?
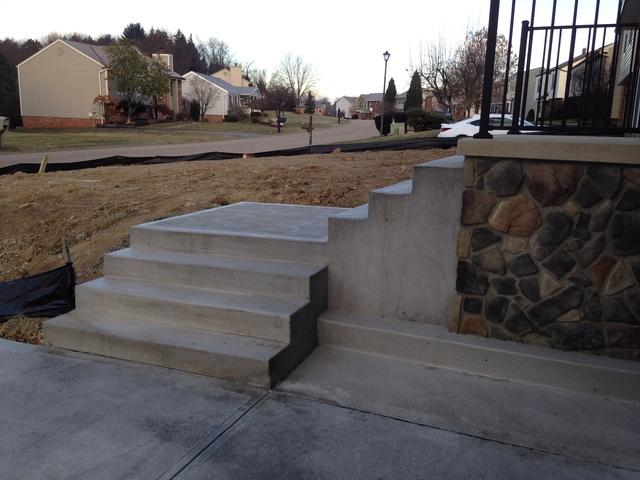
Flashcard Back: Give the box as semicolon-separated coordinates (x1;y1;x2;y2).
81;277;309;317
371;180;413;196
49;312;284;361
134;202;347;243
108;248;325;277
330;204;369;220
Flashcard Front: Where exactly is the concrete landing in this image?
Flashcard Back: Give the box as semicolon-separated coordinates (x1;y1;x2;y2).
2;339;638;479
138;202;347;242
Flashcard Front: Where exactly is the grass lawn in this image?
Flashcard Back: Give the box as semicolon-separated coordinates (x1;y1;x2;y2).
0;112;344;154
150;111;344;134
0;128;238;153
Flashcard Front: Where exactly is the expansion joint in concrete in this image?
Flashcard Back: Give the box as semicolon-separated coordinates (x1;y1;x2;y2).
159;391;269;480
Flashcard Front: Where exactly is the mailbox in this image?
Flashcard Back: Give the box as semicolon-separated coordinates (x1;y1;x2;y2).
0;116;9;150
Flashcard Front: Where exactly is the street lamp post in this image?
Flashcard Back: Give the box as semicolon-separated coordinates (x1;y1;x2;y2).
381;50;390;136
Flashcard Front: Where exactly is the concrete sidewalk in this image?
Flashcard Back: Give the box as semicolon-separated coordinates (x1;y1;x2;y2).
0;120;376;168
1;339;638;479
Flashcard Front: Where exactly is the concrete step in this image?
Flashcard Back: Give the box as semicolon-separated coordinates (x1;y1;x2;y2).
318;310;640;402
367;180;412;223
76;277;311;343
279;345;640;472
130;202;347;263
44;312;284;388
105;248;327;306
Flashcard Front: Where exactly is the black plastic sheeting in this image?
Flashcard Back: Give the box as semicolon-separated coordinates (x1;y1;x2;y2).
0;151;239;175
0;137;457;176
0;263;76;321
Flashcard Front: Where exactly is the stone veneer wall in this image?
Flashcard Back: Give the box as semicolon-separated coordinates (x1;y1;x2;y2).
454;156;640;361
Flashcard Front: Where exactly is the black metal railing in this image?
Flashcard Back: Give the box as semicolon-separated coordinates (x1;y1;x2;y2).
478;0;640;138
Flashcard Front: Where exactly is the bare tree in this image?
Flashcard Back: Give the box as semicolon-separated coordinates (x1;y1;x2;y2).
278;54;316;105
415;38;457;115
246;67;268;94
415;29;514;118
186;75;222;121
199;38;234;72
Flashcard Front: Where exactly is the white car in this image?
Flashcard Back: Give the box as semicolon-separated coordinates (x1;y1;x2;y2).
438;114;534;138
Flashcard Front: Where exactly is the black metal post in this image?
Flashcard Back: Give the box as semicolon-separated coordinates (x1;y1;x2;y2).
561;0;580;127
520;0;537;126
509;21;530;134
500;0;517;126
475;0;500;139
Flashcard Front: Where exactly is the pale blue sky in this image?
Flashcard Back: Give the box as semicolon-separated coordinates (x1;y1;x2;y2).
0;0;620;99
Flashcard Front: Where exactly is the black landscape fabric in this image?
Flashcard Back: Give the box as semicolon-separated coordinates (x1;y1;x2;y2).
0;137;457;175
0;263;76;321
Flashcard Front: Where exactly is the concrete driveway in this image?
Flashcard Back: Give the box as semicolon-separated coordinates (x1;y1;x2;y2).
0;120;377;169
1;339;638;480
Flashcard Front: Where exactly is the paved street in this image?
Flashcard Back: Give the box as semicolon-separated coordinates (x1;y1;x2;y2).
1;339;638;480
0;120;377;168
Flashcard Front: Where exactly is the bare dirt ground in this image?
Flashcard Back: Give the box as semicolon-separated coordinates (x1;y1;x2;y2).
0;148;454;343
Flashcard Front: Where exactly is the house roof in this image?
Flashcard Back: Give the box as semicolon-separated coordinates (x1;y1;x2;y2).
18;39;183;80
187;72;260;97
337;96;357;103
64;40;111;65
361;93;383;102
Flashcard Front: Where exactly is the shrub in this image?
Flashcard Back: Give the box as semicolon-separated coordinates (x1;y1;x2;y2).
407;111;449;131
188;100;200;121
225;105;248;122
374;114;393;135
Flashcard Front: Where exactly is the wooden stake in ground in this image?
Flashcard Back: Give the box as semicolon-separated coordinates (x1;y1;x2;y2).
38;155;49;174
62;239;72;264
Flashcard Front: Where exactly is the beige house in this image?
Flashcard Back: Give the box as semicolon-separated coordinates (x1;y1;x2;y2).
17;39;183;128
211;64;252;88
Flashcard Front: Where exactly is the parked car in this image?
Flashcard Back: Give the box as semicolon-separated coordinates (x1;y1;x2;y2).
438;114;534;138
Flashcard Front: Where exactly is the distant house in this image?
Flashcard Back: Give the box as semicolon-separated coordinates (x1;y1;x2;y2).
17;39;184;128
335;96;357;118
394;91;407;112
356;93;383;119
296;98;330;115
182;71;260;121
210;64;253;88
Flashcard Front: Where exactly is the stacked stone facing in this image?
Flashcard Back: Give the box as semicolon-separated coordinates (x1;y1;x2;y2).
454;157;640;360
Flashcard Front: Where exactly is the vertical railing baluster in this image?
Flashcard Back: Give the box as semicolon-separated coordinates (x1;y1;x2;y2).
520;0;537;127
549;28;563;126
536;29;548;125
476;0;501;139
605;0;624;128
562;0;580;127
510;21;530;134
539;0;558;128
501;0;517;127
623;29;640;130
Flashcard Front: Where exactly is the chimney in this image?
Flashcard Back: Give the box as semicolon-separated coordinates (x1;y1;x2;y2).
152;53;174;72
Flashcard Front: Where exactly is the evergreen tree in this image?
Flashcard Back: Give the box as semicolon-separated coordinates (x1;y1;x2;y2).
383;78;397;114
122;23;146;46
304;91;316;114
404;71;423;113
0;52;21;127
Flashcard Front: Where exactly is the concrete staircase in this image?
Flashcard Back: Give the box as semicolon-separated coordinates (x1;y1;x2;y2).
45;203;345;388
